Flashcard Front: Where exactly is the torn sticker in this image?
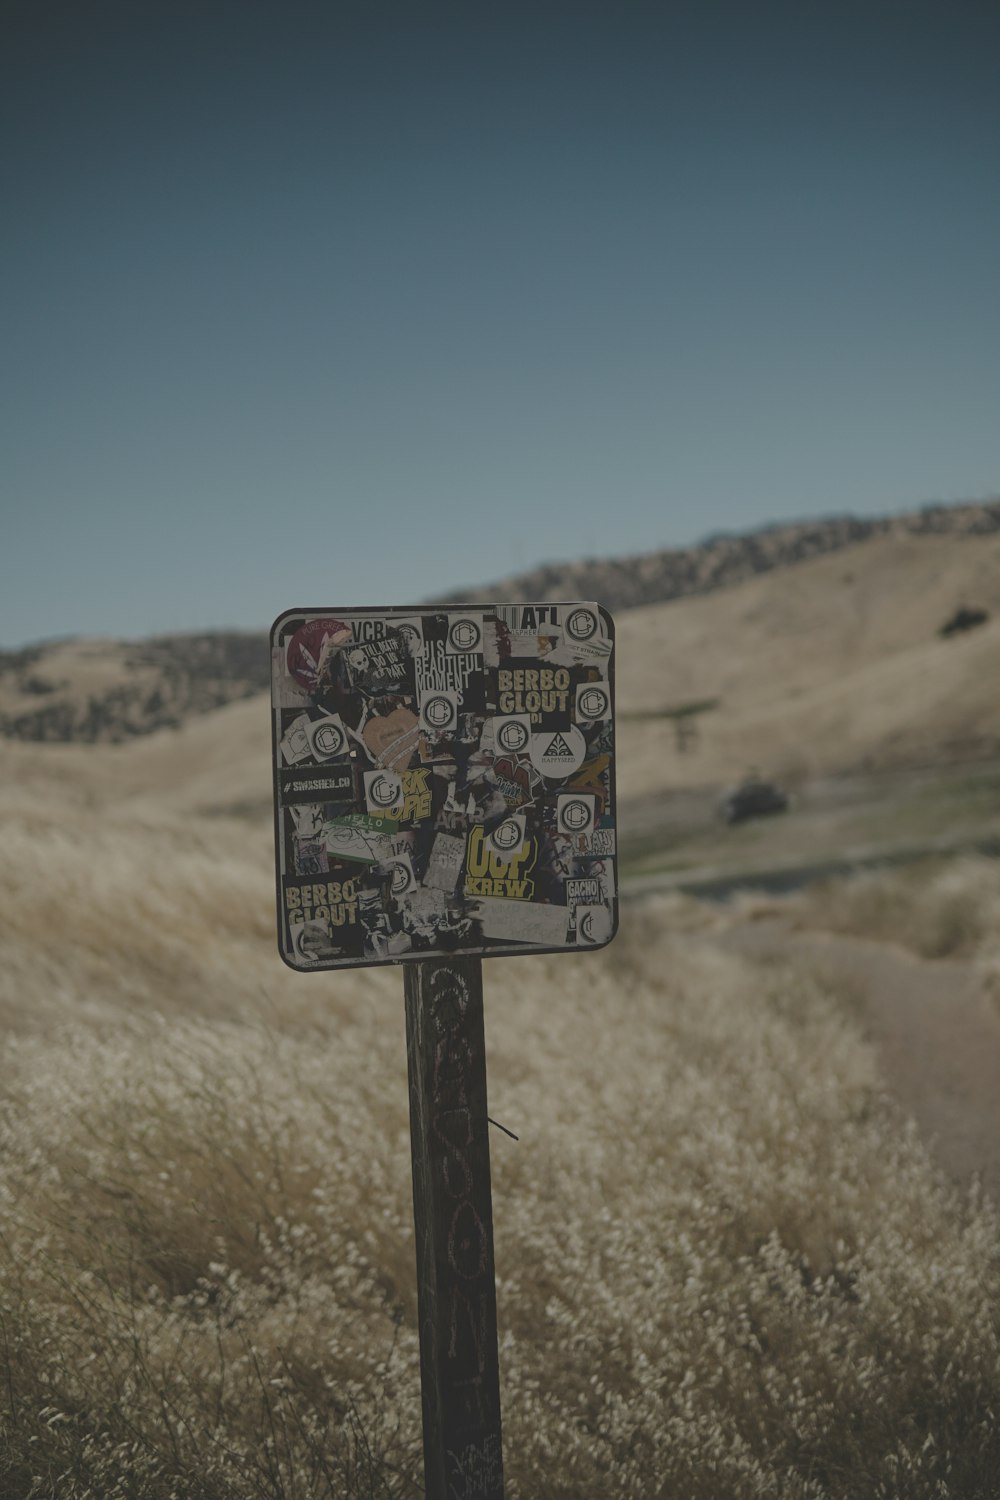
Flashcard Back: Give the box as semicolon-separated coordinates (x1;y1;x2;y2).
487;813;527;857
574;904;614;946
400;887;448;923
294;839;330;875
472;899;570;946
279;712;313;765
321;813;397;863
487;754;536;810
286;618;352;693
272;646;313;708
507;629;560;658
383;853;417;901
393;616;425;656
289;804;326;839
290;919;343;964
424;832;466;891
549;634;613;668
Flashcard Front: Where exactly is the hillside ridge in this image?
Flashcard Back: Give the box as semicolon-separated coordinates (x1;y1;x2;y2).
437;497;1000;611
2;495;998;743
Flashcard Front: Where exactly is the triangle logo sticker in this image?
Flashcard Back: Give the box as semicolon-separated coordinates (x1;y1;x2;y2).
545;732;575;757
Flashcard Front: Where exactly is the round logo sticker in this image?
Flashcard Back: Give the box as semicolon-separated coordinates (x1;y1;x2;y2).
529;725;587;777
490;818;523;852
369;773;400;808
561;798;592;832
424;694;454;729
389;861;412;896
566;607;598;642
449;618;481;651
577;686;609;721
312;720;346;757
579;910;595;942
496;719;530;754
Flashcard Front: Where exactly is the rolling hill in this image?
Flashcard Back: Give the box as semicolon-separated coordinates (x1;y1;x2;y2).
3;495;998;750
3;515;997;838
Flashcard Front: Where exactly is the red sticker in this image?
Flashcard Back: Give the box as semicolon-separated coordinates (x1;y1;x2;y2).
286;618;352;693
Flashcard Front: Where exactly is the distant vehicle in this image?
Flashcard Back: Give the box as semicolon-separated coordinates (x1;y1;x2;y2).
939;605;989;638
719;774;788;825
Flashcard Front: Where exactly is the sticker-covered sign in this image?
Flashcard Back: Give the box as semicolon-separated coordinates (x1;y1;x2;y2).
271;603;617;969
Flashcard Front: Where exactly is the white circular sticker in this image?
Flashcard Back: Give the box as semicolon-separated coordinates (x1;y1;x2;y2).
493;715;532;755
447;616;482;652
308;714;348;761
565;606;598;642
420;690;458;732
487;814;527;855
576;683;609;723
529;725;587;778
560;798;592;832
364;769;403;812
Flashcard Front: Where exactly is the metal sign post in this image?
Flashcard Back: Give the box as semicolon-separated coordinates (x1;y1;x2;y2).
269;602;617;1498
405;956;504;1499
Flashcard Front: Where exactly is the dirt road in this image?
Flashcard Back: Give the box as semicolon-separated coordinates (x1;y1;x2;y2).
710;918;1000;1204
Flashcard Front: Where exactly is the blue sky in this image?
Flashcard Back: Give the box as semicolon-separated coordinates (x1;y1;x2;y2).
3;1;999;646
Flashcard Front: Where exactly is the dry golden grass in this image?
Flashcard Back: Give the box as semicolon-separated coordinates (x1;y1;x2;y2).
750;855;1000;1010
841;858;1000;957
618;531;1000;793
1;786;998;1497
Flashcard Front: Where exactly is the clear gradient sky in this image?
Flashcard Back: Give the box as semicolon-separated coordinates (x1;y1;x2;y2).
3;1;999;647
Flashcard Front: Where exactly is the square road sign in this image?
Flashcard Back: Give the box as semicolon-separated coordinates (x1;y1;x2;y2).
271;602;617;970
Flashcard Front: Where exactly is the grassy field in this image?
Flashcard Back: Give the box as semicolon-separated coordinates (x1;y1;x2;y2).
1;782;998;1498
747;851;1000;1009
619;760;1000;890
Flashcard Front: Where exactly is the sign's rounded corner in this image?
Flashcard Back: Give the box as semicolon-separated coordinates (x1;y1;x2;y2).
269;607;302;647
577;904;620;955
275;938;313;975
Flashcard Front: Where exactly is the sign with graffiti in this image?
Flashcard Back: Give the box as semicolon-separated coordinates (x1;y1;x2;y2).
270;603;617;970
